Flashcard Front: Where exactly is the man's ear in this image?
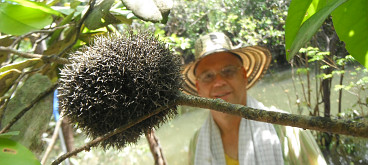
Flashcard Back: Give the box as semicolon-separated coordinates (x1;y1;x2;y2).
195;81;200;92
242;67;247;79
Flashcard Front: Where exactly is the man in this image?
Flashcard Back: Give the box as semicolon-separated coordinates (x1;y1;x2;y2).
182;32;326;165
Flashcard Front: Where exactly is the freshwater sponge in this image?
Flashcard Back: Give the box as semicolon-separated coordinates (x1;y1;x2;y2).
58;31;182;149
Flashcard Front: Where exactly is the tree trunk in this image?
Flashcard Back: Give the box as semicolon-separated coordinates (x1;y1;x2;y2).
322;67;332;118
145;129;167;165
61;117;75;152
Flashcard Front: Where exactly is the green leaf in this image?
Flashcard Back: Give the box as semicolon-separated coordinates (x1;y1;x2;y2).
0;69;21;96
285;0;347;60
0;3;53;35
285;0;313;57
84;0;118;30
5;0;62;16
1;74;53;155
0;131;20;139
110;8;135;24
332;0;368;69
0;138;41;165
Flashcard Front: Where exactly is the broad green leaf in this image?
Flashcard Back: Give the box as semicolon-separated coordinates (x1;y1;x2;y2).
286;0;347;61
1;74;52;155
0;131;20;139
0;138;41;165
0;69;21;96
5;0;62;16
285;0;312;58
303;0;330;23
0;58;42;73
0;3;53;35
84;0;119;30
332;0;368;69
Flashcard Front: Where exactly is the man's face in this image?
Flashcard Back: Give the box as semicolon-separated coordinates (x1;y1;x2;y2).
195;52;248;105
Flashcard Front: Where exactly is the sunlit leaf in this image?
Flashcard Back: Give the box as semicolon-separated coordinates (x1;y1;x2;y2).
5;0;62;16
285;0;312;58
0;3;53;35
332;0;368;69
0;58;42;73
0;131;20;139
285;0;347;60
0;138;41;165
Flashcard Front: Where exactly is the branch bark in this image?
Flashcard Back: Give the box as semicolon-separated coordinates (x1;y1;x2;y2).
51;91;368;165
0;46;69;64
178;92;368;138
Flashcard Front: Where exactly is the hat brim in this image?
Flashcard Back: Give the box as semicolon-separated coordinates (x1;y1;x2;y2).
182;46;271;96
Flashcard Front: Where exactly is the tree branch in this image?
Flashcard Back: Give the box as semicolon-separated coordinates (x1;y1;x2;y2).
9;24;71;49
177;92;368;138
51;91;368;164
0;46;70;64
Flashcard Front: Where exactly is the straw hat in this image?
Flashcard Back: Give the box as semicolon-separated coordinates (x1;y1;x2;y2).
182;32;272;96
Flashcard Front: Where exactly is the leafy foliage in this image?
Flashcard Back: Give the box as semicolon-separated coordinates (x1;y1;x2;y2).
285;0;368;69
164;0;288;65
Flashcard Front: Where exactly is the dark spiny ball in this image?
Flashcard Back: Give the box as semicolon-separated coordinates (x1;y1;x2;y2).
58;31;182;149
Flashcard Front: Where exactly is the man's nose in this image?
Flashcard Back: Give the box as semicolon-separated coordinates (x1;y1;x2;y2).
212;74;227;87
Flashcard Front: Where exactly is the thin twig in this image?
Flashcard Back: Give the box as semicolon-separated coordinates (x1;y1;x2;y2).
321;59;339;69
290;60;301;113
0;83;58;134
41;114;64;164
338;65;344;115
10;24;71;48
0;46;69;64
305;54;311;106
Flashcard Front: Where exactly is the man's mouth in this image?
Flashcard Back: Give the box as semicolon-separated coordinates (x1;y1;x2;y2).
213;92;230;98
